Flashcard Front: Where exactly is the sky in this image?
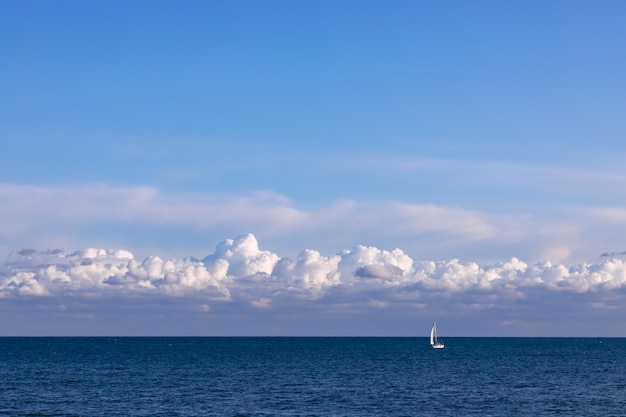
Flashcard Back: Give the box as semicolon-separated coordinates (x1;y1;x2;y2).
1;0;626;336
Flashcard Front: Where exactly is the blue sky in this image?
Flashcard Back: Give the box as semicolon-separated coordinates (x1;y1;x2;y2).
2;1;626;336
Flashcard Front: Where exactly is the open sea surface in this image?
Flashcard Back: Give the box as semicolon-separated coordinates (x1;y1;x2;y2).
1;337;625;416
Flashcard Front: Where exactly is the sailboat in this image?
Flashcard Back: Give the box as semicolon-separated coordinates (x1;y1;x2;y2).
430;321;445;349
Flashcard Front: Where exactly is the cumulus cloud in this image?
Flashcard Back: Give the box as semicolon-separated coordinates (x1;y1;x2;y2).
1;245;231;299
3;234;626;306
3;233;626;336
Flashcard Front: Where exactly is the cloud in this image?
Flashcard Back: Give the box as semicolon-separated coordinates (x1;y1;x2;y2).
3;233;626;304
601;251;626;258
3;233;626;336
0;183;302;235
341;153;626;194
4;180;626;274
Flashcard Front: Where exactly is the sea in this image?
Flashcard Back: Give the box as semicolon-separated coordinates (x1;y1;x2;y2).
1;337;625;416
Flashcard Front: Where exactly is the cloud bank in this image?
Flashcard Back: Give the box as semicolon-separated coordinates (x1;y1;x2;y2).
3;234;626;336
3;233;626;308
3;181;626;336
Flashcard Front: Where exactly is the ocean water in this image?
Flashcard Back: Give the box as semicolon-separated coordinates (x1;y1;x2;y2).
1;337;625;416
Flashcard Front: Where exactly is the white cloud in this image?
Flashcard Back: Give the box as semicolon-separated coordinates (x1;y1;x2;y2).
3;233;626;336
203;234;279;278
1;246;232;300
3;233;626;307
272;249;341;298
3;181;622;267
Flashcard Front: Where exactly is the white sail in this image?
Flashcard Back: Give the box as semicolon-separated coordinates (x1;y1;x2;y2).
430;323;436;345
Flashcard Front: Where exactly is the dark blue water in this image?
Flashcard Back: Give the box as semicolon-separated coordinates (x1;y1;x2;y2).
1;337;625;416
